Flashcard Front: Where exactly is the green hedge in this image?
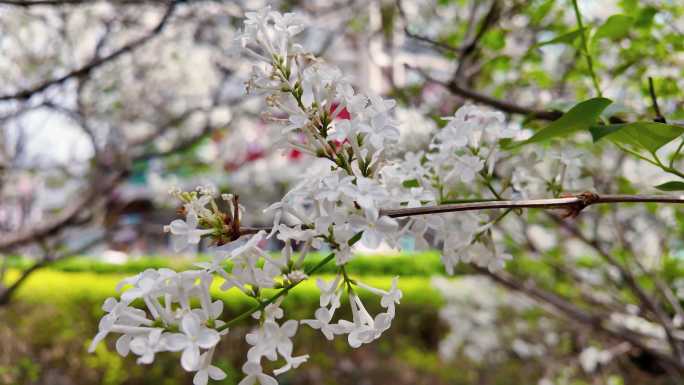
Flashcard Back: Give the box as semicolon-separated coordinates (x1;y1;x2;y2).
5;251;448;276
6;269;444;312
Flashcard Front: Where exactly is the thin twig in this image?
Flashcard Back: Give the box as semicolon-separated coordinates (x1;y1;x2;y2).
454;0;500;78
0;0;171;7
0;235;103;305
648;77;667;123
549;212;684;362
0;171;124;250
571;0;602;97
394;0;463;54
412;67;563;121
474;265;683;371
238;192;684;237
379;193;684;218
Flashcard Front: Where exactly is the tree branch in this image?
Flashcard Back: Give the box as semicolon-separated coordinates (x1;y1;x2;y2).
412;67;563;121
474;265;684;371
0;235;103;305
0;0;171;7
0;1;176;101
548;212;684;362
238;192;684;237
444;79;563;120
454;0;501;78
648;77;666;123
379;193;684;219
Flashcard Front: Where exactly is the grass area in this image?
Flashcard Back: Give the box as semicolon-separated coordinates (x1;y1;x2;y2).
5;269;444;311
4;251;447;276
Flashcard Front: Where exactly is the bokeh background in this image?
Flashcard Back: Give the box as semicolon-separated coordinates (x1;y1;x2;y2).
2;0;684;384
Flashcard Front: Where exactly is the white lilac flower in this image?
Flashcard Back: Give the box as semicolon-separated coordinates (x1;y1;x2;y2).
167;313;220;371
331;224;356;265
251;303;284;322
273;353;309;376
301;306;338;340
184;194;213;218
238;362;278;385
193;348;227;385
88;314;116;353
129;328;164;364
317;275;342;308
165;212;213;252
246;319;299;363
381;277;402;309
353;212;398;249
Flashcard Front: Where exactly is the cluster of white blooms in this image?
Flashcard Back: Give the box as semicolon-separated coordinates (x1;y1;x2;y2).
88;268;226;385
432;277;552;363
90;7;578;384
378;106;523;271
509;147;594;199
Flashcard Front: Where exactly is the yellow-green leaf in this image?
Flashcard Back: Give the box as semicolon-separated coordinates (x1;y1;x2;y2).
590;122;684;153
593;14;634;42
511;97;612;148
535;28;586;47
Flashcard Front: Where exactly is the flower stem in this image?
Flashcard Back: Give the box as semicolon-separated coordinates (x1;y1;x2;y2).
217;251;337;332
217;232;363;331
571;0;602;97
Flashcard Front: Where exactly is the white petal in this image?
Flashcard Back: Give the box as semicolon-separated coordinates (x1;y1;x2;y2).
129;337;147;356
115;335;131;356
193;370;209;385
242;361;262;376
281;320;298;337
182;313;201;337
164;333;189;351
196;329;220;349
208;366;227;380
181;346;200;372
172;234;189;252
88;331;107;353
169;219;189;235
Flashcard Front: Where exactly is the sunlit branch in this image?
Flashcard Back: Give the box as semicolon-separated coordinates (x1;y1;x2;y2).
238;192;684;237
379;193;684;218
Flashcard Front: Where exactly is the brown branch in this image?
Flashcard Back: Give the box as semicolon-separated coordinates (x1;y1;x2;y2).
237;192;684;237
0;1;176;101
0;0;171;6
548;212;684;362
379;193;684;218
648;77;666;123
0;235;103;305
394;0;462;54
412;67;563;121
454;0;501;78
474;265;684;371
444;80;563;121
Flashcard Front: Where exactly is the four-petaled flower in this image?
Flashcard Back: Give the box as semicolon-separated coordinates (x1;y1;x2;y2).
166;212;213;252
167;313;220;371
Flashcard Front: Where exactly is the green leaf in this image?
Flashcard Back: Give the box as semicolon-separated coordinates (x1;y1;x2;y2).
535;28;586;47
402;179;420;188
347;231;363;246
655;181;684;191
592;14;634;42
635;6;657;28
590;122;684;153
511;97;612;147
